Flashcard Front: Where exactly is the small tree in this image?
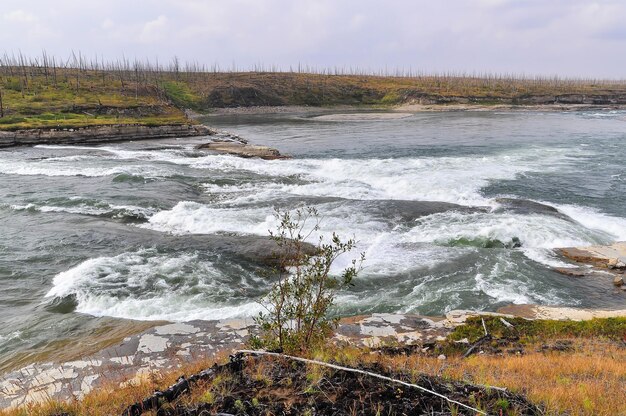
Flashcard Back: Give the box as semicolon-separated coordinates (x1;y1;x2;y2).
252;207;364;353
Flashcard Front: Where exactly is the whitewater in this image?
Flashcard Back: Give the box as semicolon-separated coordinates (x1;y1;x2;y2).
0;109;624;370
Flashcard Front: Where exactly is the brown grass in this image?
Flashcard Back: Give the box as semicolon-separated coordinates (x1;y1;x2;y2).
2;337;623;416
348;339;626;416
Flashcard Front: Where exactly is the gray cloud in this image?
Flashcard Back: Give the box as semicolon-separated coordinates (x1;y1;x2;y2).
1;0;625;78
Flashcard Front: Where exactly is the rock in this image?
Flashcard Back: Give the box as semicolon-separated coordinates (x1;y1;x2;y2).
613;276;624;287
553;267;587;277
495;198;569;220
198;141;288;160
0;124;215;148
557;242;626;269
437;354;446;361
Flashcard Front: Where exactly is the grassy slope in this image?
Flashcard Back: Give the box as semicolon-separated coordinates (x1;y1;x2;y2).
3;317;625;416
0;69;188;130
2;68;626;130
183;72;626;107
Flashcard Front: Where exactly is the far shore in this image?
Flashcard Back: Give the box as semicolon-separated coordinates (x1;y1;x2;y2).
203;102;626;117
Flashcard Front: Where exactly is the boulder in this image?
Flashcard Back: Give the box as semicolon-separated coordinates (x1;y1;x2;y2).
613;276;624;287
198;141;288;160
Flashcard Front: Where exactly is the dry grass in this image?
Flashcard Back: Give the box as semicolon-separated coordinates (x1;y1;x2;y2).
2;337;623;416
337;339;626;416
0;351;230;416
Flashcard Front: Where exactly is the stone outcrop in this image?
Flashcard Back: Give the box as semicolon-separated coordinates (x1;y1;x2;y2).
3;307;626;409
497;304;626;320
0;124;215;148
0;312;474;409
555;242;626;288
197;141;288;160
557;242;626;269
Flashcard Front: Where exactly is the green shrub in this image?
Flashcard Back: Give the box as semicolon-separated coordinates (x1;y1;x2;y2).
251;207;364;353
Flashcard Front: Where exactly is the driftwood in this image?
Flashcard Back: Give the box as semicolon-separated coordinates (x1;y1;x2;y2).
462;334;492;358
463;318;491;358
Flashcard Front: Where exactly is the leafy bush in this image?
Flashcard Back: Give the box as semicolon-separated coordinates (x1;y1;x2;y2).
251;207;364;353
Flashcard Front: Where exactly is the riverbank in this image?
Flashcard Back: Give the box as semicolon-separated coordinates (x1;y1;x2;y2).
3;65;626;135
2;308;625;414
0;124;214;148
204;102;626;117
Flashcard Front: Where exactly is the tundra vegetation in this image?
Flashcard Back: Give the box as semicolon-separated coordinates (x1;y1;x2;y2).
2;52;626;130
250;207;364;353
2;317;625;415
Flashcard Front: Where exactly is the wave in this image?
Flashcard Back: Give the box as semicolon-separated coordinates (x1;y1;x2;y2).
190;147;575;206
45;250;264;321
0;159;177;178
4;144;578;207
7;199;157;221
550;204;626;241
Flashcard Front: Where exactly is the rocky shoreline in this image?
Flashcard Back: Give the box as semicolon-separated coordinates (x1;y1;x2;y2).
556;242;626;288
2;306;625;409
204;103;626;116
0;124;215;148
0;122;289;160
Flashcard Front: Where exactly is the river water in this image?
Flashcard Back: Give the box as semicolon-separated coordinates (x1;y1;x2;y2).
0;110;625;371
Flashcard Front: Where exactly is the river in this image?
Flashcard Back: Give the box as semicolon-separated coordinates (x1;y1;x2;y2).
0;109;625;371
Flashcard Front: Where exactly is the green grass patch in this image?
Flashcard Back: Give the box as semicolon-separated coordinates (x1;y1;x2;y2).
0;112;188;130
162;81;201;109
449;316;626;344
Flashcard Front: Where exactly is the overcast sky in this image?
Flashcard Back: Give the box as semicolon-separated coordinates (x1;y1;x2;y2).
1;0;625;78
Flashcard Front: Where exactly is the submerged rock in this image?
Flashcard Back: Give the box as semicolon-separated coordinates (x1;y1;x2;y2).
352;199;487;223
495;198;569;220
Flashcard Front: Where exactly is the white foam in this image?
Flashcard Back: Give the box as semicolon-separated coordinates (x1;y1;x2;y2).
46;250;264;321
551;204;626;241
191;149;569;206
0;159;176;178
9;201;156;218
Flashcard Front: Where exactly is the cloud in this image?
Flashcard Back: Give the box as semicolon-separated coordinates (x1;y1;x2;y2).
101;18;115;30
138;15;168;43
2;9;38;23
0;0;625;77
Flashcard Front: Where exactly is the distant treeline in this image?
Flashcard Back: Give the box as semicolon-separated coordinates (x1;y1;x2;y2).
1;52;626;129
2;51;625;87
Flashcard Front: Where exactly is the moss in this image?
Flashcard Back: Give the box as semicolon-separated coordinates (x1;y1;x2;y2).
449;316;626;344
380;90;402;104
162;81;201;109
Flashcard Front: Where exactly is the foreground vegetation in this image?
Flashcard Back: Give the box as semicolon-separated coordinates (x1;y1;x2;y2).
2;53;626;130
2;317;624;416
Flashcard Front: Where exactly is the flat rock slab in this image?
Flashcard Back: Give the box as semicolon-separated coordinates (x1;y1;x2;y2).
557;242;626;268
0;319;256;409
4;308;625;409
0;312;473;409
498;304;626;320
0;124;214;148
198;141;287;160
